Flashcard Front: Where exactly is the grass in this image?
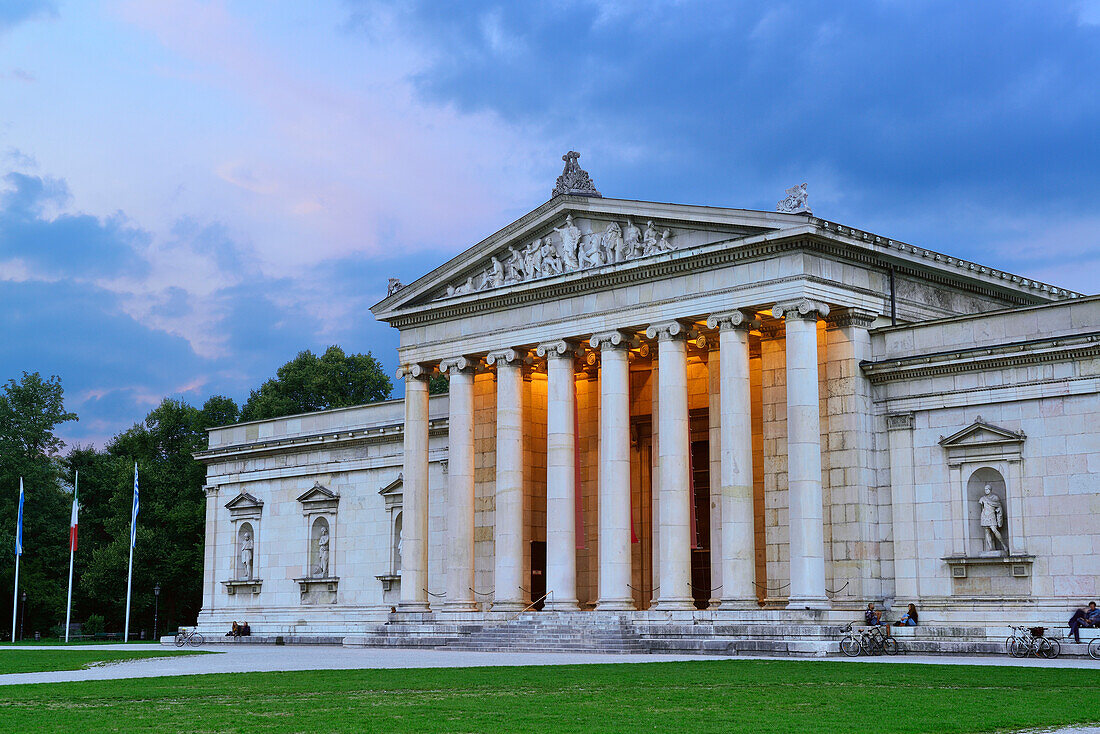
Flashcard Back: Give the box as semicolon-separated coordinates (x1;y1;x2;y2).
0;659;1096;733
0;649;209;674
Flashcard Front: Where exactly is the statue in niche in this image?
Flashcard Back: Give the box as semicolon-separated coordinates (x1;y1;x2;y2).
623;218;642;259
485;256;504;289
315;525;330;578
523;238;544;278
978;484;1007;554
552;214;582;270
603;222;627;263
505;246;525;282
641;221;660;256
540;238;564;275
239;530;254;580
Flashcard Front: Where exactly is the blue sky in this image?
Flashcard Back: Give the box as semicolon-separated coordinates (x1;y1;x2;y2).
1;1;1098;447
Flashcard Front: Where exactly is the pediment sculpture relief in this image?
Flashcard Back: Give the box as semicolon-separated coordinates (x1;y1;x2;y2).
439;215;677;300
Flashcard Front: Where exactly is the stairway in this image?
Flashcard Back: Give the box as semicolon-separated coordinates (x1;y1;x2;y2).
446;614;646;654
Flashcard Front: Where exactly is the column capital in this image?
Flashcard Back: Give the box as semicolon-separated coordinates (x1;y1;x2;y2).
706;310;754;331
645;320;689;342
203;484;220;497
397;363;431;380
535;340;578;359
829;307;878;330
439;356;476;374
772;299;830;321
485;349;523;366
589;330;631;350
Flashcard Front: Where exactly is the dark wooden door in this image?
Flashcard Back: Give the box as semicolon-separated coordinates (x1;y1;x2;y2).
530;540;546;610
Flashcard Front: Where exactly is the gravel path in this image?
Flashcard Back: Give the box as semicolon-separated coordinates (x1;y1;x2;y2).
0;644;1096;687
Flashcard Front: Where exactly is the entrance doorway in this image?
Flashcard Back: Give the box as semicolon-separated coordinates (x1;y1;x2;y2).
530;540;546;610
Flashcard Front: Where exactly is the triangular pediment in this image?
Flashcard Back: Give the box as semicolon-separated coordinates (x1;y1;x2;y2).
939;417;1026;447
372;196;788;317
297;482;339;504
225;492;263;513
379;474;403;497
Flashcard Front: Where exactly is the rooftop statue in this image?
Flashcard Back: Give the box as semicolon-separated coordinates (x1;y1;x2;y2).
777;182;812;215
552;151;602;198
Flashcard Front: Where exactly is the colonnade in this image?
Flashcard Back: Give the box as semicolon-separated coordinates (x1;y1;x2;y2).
398;299;835;614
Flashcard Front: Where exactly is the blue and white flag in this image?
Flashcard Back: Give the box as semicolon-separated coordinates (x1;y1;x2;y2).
14;478;24;557
130;463;139;548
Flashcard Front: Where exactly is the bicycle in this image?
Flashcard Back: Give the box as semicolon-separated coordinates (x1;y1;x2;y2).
839;622;862;657
175;627;204;647
838;622;898;657
1089;637;1100;660
1006;626;1058;659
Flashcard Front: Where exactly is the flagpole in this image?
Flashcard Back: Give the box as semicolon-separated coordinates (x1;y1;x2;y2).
123;464;137;642
11;478;23;644
64;471;78;644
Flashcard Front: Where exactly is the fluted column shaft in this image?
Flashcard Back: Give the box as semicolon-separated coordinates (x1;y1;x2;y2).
488;350;525;611
441;357;477;612
399;368;430;612
538;341;580;610
774;300;830;609
591;331;635;610
647;321;694;610
707;312;756;607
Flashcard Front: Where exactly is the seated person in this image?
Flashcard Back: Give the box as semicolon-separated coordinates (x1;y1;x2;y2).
1068;601;1100;643
894;603;919;627
226;621;239;637
240;621;251;637
864;602;886;626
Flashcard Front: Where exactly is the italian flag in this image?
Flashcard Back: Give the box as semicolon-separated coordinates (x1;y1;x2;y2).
69;482;79;553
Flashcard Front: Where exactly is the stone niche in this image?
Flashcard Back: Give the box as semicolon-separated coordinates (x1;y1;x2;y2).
222;492;263;596
375;474;403;604
939;418;1033;597
294;482;339;604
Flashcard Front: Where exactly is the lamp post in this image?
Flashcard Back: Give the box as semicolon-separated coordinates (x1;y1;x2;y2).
153;584;161;640
19;591;26;642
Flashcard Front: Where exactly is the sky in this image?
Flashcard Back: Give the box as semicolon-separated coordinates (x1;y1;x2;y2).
1;1;1099;448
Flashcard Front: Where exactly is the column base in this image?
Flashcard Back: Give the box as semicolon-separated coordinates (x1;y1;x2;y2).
786;596;831;611
490;601;528;613
595;597;636;611
716;598;761;611
439;601;479;613
395;601;431;614
543;599;580;612
652;597;696;611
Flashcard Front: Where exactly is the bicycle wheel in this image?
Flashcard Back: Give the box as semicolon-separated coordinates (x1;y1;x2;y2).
840;636;861;657
1039;638;1060;659
1009;638;1028;658
175;633;185;648
1005;636;1017;656
190;633;204;647
863;637;884;656
882;637;899;655
1089;638;1100;660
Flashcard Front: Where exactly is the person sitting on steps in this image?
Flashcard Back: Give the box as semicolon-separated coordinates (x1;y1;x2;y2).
893;603;919;627
1068;601;1100;643
865;602;891;636
240;621;251;637
225;621;239;637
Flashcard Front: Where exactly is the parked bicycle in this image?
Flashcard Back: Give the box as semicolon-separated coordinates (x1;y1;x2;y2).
1005;626;1059;659
1089;637;1100;660
839;622;899;657
175;627;204;647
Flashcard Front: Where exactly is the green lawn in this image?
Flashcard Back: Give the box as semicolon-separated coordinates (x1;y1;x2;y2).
0;649;208;674
0;659;1096;733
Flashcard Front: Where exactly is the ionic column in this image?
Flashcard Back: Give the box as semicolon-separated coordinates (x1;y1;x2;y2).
439;356;477;612
486;349;526;611
537;340;580;611
646;321;694;610
398;365;430;612
706;311;757;607
772;299;830;609
590;330;635;610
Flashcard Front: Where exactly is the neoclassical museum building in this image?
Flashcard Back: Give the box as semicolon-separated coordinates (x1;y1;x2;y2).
195;155;1099;639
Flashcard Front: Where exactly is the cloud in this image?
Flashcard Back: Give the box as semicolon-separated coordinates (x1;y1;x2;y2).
0;0;55;33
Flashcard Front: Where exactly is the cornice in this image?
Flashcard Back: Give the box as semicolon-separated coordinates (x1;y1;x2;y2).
193;418;449;464
861;331;1100;383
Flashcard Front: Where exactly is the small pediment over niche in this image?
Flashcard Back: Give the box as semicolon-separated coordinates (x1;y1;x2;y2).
225;492;263;518
379;474;402;510
939;417;1025;463
297;482;340;513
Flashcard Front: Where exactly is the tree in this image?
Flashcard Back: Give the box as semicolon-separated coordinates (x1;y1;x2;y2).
428;374;448;395
240;346;392;421
0;373;77;639
76;395;237;635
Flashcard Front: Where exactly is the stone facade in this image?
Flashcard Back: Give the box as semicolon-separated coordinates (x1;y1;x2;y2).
196;174;1098;635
